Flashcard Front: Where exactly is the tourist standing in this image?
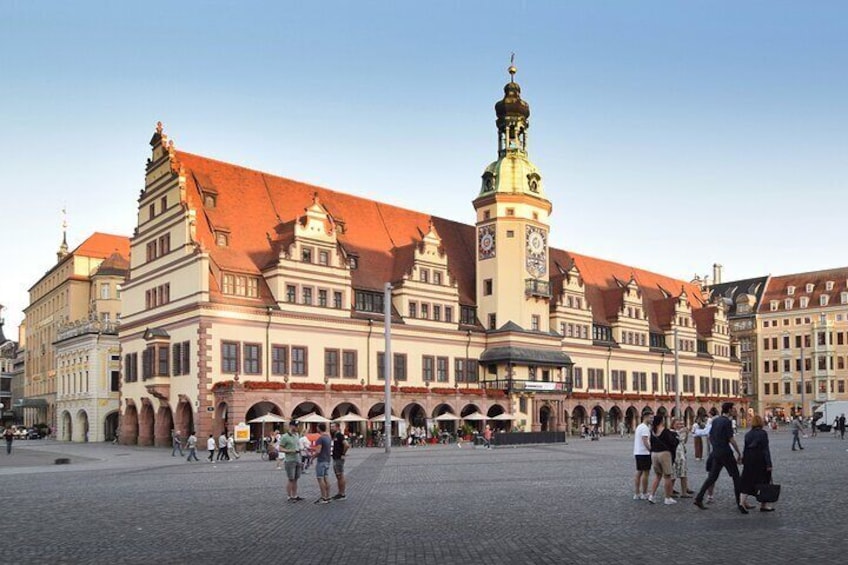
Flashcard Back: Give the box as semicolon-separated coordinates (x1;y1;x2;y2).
838;414;846;440
671;418;693;498
647;415;678;505
4;425;13;455
693;402;747;514
280;421;303;502
171;429;184;457
739;415;775;512
186;431;199;462
206;434;216;462
298;432;312;472
483;425;493;449
632;412;652;500
692;417;706;461
227;433;239;460
791;415;804;451
312;423;333;504
331;429;350;500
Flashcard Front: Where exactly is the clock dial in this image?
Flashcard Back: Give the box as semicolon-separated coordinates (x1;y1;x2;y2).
478;225;496;260
525;226;547;277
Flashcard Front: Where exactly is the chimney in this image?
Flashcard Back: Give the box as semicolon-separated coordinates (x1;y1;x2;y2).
713;263;723;285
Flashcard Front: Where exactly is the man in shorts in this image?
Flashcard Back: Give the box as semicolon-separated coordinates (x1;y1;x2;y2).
312;423;333;504
280;421;303;502
331;427;350;500
633;412;652;500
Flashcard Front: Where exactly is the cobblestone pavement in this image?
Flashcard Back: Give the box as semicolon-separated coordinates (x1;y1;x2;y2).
1;431;846;564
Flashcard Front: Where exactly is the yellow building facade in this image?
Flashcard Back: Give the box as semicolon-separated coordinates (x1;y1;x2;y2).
118;69;742;446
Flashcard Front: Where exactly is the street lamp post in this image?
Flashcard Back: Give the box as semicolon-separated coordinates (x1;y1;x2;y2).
800;334;806;418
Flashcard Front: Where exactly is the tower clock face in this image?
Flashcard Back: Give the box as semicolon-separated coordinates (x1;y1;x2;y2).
525;226;547;277
478;225;496;260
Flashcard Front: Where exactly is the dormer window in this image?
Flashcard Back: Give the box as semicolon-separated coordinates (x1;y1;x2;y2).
785;298;794;309
800;297;809;308
348;257;358;270
820;294;829;306
841;292;848;305
203;193;217;209
806;283;814;293
216;232;229;247
826;281;834;291
787;286;795;295
770;301;778;312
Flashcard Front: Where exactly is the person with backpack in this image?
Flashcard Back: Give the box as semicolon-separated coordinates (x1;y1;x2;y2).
646;415;679;505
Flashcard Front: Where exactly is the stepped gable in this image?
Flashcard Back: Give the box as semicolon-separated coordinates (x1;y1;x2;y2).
176;151;477;305
759;266;848;314
552;248;705;332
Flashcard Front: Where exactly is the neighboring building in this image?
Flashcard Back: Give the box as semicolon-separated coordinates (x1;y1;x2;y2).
118;67;742;446
0;306;18;422
707;273;770;412
54;252;129;441
757;267;848;419
21;231;130;430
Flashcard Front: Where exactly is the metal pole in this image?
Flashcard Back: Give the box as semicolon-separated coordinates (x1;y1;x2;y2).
800;339;805;417
674;327;681;420
384;283;393;454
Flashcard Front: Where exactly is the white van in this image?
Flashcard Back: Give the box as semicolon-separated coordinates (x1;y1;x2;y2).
812;401;848;431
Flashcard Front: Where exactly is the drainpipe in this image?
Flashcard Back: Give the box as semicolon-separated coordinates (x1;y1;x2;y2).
366;319;373;386
265;306;272;382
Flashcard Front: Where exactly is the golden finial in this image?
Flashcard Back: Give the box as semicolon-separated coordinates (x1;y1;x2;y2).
508;53;517;82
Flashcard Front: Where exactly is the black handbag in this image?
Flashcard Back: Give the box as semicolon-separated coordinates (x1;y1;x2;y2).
755;483;781;503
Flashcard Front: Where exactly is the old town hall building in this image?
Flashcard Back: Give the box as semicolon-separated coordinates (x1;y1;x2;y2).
118;67;742;446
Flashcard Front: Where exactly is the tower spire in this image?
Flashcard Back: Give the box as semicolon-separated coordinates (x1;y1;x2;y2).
57;206;69;262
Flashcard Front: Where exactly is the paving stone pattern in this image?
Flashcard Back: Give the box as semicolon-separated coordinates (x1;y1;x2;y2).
1;432;846;564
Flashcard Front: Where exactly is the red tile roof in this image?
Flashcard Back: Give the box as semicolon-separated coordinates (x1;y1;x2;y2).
73;233;130;260
758;267;848;314
173;150;712;331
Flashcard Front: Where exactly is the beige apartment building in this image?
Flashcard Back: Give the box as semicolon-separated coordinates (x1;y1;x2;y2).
757;268;848;419
22;232;130;430
118;67;742;446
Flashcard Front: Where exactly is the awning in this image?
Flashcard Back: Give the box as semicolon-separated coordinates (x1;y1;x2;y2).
14;398;49;408
479;346;573;367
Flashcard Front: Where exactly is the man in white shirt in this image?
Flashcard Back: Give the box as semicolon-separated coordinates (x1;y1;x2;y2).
633;412;653;500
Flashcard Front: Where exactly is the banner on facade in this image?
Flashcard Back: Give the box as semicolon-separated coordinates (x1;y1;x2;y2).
234;423;250;443
522;381;563;392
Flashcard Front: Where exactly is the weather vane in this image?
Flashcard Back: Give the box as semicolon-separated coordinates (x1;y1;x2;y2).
508;52;517;82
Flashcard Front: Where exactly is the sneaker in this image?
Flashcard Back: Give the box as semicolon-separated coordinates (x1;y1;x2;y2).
633;494;641;500
332;494;346;500
647;495;656;504
639;493;649;500
320;498;331;504
664;497;677;505
706;496;715;504
287;496;294;502
293;496;304;502
693;499;707;510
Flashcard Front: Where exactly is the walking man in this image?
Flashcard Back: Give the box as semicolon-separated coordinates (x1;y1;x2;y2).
206;434;216;462
312;423;333;504
171;429;184;457
633;412;652;500
693;402;747;514
217;431;229;461
331;428;350;500
4;425;14;455
280;421;303;502
838;414;846;440
186;431;199;462
791;415;804;451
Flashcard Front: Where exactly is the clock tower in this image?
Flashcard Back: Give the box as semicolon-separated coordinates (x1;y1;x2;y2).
473;62;552;332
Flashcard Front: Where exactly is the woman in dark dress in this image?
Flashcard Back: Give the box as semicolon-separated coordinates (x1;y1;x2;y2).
740;414;775;511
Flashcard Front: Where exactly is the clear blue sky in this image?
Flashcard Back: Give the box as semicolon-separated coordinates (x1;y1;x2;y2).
1;1;846;332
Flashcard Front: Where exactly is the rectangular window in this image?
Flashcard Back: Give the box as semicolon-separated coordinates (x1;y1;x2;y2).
272;345;288;375
222;341;239;373
445;307;453;323
286;285;296;303
466;359;477;383
324;349;339;378
334;291;343;309
355;291;385;313
421;304;429;319
291;347;307;376
318;289;328;307
159;233;170;256
434;271;442;285
484;279;493;295
437;356;449;382
378;352;386;380
433;305;441;321
409;303;417;318
157;346;169;376
422;355;434;382
488;313;497;330
243;343;261;374
246;278;258;298
110;370;120;392
455;358;465;383
531;315;540;331
302;287;313;305
394;353;407;381
318;250;329;265
302;247;313;263
342;350;357;378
